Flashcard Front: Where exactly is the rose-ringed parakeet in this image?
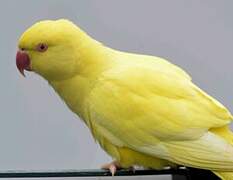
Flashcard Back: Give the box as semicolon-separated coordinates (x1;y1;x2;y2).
16;19;233;180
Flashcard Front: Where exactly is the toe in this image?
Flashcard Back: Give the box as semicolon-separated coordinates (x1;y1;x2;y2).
101;161;121;176
109;164;117;176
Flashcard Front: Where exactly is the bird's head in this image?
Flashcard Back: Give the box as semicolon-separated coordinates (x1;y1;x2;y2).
16;19;87;81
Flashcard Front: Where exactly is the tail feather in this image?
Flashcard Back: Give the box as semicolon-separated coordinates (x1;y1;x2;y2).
211;126;233;180
163;131;233;171
214;172;233;180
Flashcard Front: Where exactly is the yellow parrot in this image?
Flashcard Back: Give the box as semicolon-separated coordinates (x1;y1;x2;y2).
16;19;233;179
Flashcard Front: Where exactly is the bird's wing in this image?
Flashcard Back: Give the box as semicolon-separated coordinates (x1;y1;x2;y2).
85;64;233;170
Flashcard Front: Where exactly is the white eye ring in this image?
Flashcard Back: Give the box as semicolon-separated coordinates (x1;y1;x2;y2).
36;43;48;52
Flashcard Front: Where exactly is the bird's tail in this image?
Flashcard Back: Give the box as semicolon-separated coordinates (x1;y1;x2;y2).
214;172;233;180
160;125;233;180
211;126;233;180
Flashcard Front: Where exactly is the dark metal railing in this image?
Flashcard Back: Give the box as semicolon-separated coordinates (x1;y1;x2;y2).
0;168;220;179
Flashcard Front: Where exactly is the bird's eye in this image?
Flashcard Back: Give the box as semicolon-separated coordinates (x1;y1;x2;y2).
36;43;48;52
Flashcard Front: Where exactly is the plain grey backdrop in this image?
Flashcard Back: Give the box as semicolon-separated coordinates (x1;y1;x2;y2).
0;0;232;179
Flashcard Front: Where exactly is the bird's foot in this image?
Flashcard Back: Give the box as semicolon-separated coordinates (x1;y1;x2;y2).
101;161;121;176
128;166;136;173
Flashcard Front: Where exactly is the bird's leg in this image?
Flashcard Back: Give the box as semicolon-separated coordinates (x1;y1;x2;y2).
101;161;121;176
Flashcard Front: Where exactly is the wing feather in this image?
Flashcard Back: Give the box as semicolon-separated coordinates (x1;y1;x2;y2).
85;60;232;170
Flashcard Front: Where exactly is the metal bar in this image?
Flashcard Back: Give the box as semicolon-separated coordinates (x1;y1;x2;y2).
0;168;220;179
0;169;188;178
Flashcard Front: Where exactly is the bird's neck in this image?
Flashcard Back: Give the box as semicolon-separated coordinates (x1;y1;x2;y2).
49;74;93;120
48;42;117;122
74;39;117;79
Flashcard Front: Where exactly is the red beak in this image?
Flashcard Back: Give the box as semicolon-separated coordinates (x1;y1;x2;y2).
16;50;31;76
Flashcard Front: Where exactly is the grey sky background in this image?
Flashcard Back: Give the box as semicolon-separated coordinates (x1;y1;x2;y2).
0;1;232;180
